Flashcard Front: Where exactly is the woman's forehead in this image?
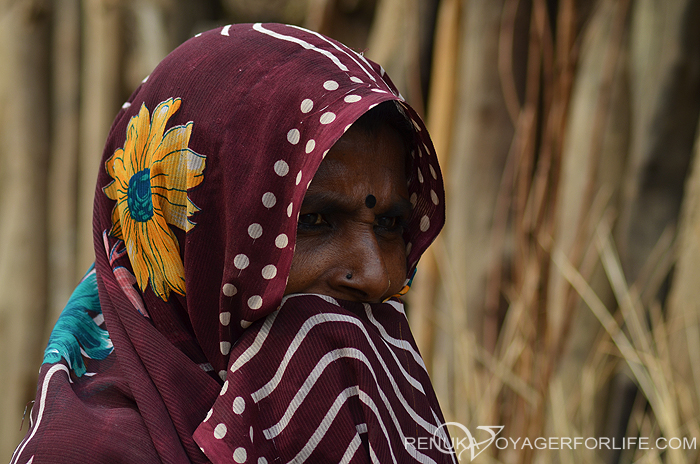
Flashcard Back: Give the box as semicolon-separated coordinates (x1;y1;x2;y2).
306;123;409;205
317;122;408;174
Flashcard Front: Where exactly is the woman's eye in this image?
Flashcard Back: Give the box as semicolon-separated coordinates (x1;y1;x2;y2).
376;216;402;231
298;213;325;227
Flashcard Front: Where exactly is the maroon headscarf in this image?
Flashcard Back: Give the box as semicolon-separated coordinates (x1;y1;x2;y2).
13;23;451;463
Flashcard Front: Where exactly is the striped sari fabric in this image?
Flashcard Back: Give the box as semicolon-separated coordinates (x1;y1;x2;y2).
195;294;456;463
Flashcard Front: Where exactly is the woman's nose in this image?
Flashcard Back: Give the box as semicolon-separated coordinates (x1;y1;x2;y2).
330;226;390;302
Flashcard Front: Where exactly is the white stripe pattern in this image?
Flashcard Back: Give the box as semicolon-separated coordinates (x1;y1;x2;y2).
287;25;378;83
229;310;278;374
253;24;348;72
250;311;425;401
286;386;399;464
207;295;455;462
369;444;381;464
339;433;362;464
261;346;439;441
386;299;406;315
364;303;427;371
11;364;69;464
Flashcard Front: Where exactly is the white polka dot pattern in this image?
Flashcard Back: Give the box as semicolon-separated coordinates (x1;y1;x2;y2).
420;215;430;232
262;265;277;280
274;160;289;176
234;254;249;270
319;112;336;124
300;98;313;113
214;423;227;439
275;234;288;248
248;223;263;239
305;139;316;153
287;128;300;145
233;447;247;463
233;396;245;414
220;341;231;355
262;192;276;208
223;283;237;296
323;80;339;90
248;295;263;310
220;311;231;326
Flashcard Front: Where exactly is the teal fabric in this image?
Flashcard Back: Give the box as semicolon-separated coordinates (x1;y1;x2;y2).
42;265;113;377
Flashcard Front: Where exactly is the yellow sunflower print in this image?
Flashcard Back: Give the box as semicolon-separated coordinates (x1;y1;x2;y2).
103;98;206;300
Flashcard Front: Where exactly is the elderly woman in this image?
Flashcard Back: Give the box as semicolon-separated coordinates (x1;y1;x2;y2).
12;23;452;463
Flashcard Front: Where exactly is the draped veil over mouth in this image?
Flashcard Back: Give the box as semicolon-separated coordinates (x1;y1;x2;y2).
12;23;451;464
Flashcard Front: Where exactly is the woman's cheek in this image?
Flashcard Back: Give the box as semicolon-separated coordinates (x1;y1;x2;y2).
385;240;408;296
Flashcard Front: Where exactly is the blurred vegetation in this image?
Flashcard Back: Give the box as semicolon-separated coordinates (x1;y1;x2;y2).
3;1;700;463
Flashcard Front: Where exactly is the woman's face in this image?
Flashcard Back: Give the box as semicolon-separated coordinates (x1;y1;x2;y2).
285;122;411;303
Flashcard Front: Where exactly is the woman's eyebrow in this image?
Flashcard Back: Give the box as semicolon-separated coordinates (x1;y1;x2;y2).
381;197;412;218
300;191;356;214
301;191;412;216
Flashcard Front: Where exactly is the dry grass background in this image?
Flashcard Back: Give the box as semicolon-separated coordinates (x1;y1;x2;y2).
2;0;700;462
409;0;700;462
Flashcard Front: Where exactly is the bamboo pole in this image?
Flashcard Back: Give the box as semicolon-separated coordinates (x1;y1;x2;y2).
0;1;51;459
46;0;81;333
667;70;700;457
408;0;461;378
365;0;425;115
77;0;122;274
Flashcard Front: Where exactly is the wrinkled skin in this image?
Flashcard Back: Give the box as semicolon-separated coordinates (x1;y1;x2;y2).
285;123;410;303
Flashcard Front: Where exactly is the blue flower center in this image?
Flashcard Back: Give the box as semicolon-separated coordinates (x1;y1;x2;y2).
127;168;153;222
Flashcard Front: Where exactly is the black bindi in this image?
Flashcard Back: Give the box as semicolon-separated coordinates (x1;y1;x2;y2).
365;194;377;209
